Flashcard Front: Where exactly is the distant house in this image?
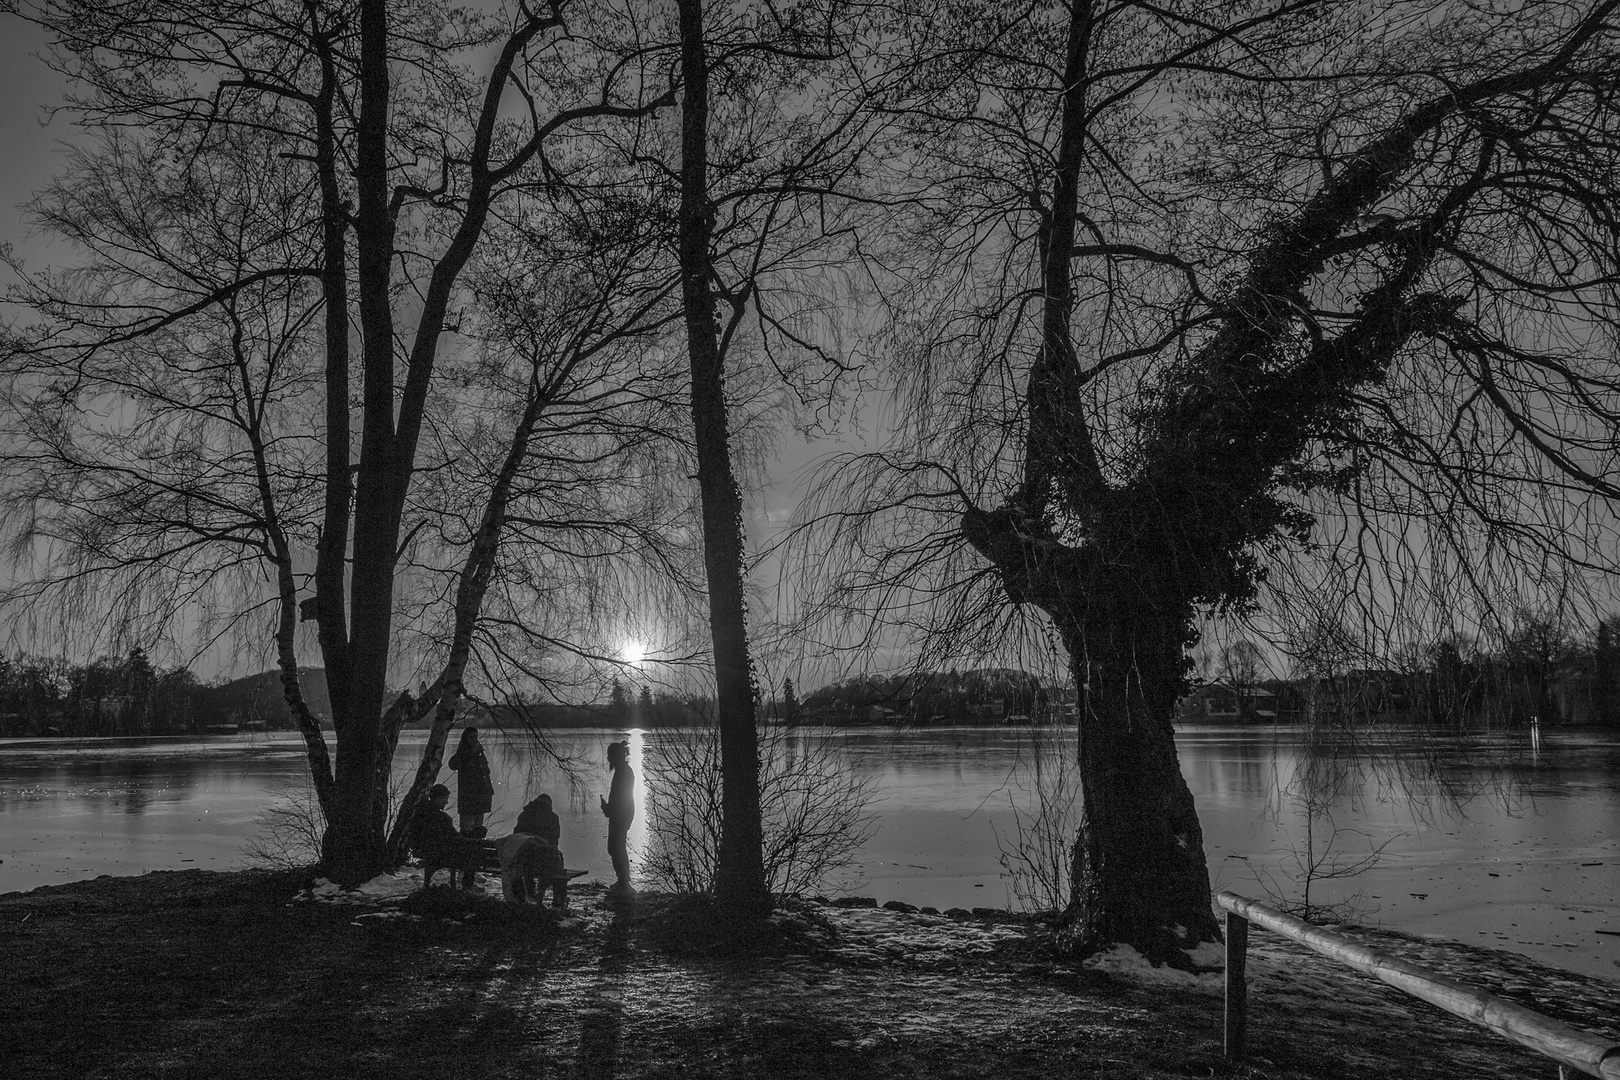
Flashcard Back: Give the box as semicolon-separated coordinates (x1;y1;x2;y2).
1304;668;1414;721
1178;681;1279;723
1553;667;1600;725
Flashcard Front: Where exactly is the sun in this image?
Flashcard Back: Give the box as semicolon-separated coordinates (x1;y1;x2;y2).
620;639;647;668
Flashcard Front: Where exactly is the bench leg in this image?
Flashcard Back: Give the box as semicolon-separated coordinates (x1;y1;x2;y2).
552;877;568;910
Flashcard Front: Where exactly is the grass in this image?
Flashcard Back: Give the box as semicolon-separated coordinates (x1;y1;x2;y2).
0;867;1586;1079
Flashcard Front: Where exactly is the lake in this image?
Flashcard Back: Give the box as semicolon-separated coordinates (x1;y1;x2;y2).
1;723;1616;982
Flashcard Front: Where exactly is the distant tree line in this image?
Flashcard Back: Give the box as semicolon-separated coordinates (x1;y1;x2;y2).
480;679;703;730
1185;612;1620;729
780;610;1620;730
1393;613;1620;730
0;653;333;738
784;668;1052;726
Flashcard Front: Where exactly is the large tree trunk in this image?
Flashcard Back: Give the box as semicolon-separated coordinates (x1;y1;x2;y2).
322;0;398;885
963;506;1219;964
675;0;770;917
1059;614;1219;964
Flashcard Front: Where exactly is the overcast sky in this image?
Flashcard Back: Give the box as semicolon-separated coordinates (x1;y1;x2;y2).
1;18;72;280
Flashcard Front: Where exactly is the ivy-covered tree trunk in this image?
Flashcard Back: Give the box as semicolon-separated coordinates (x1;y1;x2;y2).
962;507;1221;962
1060;612;1218;962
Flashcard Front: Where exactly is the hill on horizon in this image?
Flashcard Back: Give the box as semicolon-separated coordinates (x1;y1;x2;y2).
201;667;331;727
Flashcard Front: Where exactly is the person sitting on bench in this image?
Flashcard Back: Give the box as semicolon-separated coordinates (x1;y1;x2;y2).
412;784;482;889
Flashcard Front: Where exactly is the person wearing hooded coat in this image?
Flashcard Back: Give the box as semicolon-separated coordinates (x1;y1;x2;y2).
448;727;494;835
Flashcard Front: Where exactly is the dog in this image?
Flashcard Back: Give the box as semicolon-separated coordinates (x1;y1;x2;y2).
494;833;561;904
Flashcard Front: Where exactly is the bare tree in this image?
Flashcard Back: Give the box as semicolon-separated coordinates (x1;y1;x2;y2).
1218;639;1269;718
671;0;771;914
1;0;676;883
796;0;1620;965
664;0;881;916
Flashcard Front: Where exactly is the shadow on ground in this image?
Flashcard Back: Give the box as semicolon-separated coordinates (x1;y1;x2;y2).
0;868;1603;1079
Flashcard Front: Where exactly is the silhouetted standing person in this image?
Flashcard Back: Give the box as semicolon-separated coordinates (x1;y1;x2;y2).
448;727;493;835
600;740;635;894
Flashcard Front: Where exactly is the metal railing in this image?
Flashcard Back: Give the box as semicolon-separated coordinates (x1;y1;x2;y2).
1217;890;1620;1080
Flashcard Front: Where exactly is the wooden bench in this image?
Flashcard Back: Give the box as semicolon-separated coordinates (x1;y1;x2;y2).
417;839;586;908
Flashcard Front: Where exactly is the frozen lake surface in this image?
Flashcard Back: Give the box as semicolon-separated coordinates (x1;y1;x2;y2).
1;723;1616;981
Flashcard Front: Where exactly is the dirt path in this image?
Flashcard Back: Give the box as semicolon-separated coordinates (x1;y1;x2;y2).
1;869;1612;1079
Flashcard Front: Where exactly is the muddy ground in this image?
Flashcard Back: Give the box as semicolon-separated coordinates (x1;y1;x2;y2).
1;868;1614;1079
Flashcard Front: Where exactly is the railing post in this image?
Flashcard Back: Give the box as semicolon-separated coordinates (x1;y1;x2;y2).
1225;909;1249;1063
1215;890;1620;1079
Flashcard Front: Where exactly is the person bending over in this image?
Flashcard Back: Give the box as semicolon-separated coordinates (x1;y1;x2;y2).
502;793;565;903
515;793;561;847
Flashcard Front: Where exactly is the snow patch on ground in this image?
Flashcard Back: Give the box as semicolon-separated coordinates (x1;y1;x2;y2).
1083;943;1222;985
296;870;429;905
1186;940;1224;970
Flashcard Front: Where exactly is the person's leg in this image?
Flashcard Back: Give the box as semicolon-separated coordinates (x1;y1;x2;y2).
608;820;631;891
455;836;481;889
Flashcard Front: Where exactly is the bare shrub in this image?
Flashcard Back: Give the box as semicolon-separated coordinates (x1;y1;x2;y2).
1236;804;1398;923
642;722;879;897
242;773;326;871
993;723;1080;914
244;752;417;873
